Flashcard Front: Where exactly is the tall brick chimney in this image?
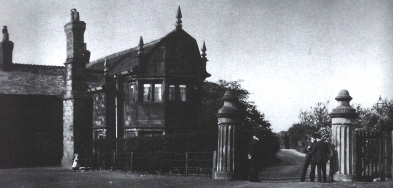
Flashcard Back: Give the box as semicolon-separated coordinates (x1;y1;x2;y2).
62;9;92;167
0;26;14;71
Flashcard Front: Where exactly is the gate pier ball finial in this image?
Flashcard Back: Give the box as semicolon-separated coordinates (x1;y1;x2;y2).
216;90;240;123
329;90;357;118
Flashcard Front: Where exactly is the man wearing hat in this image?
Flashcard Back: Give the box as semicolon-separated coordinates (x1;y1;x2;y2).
310;133;330;183
248;135;260;182
300;134;317;182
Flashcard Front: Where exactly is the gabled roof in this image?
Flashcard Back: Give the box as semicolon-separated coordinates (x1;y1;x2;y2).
86;28;199;75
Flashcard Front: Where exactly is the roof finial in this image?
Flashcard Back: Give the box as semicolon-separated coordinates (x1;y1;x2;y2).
2;26;9;41
137;36;144;57
175;6;182;30
201;41;207;58
104;58;109;76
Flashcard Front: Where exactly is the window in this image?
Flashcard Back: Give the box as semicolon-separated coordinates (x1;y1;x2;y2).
154;84;162;102
143;84;151;101
130;84;135;102
94;129;106;139
124;130;136;138
124;82;135;103
169;85;175;101
180;85;186;102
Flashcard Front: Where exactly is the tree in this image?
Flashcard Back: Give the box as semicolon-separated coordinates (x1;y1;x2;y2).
286;123;318;149
201;80;273;132
287;101;332;151
353;99;393;132
201;80;280;178
298;101;331;129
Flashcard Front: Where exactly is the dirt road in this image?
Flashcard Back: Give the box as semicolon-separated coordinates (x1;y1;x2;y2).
259;149;331;181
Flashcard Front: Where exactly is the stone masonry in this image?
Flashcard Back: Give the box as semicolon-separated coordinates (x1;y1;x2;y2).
62;9;91;167
329;90;358;181
213;90;239;179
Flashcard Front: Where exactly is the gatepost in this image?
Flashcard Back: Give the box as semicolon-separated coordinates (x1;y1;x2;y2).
329;90;358;181
213;90;239;179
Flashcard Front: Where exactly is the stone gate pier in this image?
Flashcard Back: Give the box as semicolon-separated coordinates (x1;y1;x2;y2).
213;90;239;179
329;90;358;181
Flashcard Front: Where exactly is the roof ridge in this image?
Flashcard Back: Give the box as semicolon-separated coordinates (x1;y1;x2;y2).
87;37;163;68
13;63;65;68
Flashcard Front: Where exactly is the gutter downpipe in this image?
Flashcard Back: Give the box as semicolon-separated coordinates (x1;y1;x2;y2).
114;75;118;151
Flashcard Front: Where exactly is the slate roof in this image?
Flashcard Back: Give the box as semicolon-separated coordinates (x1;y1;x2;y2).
0;64;65;95
87;38;162;74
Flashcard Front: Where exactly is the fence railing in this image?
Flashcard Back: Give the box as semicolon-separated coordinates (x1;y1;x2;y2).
355;129;385;181
79;151;213;177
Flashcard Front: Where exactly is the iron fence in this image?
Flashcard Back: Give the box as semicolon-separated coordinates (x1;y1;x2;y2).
79;151;213;177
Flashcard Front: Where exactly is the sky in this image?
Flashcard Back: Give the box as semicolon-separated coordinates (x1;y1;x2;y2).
1;0;392;133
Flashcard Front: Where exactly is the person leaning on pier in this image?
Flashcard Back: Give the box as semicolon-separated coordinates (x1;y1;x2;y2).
300;134;316;182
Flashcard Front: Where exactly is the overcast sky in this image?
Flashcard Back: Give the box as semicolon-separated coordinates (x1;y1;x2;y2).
1;0;392;132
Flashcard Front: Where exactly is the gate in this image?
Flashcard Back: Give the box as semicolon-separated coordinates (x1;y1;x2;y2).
355;129;386;181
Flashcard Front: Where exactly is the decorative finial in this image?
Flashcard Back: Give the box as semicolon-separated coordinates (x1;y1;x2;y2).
137;36;144;57
70;9;79;21
2;26;7;34
201;41;207;58
2;26;9;41
175;6;182;30
104;58;109;76
329;89;357;118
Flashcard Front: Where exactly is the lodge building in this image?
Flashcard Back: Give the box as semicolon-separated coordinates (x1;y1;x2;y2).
0;7;210;168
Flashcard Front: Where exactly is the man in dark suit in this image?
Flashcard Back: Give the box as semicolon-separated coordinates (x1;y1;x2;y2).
300;135;316;182
310;133;330;183
248;135;259;182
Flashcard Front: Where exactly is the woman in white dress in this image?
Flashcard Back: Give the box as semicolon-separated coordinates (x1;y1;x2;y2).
72;153;80;171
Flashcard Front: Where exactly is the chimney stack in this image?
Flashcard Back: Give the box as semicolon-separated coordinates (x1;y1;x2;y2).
0;26;14;71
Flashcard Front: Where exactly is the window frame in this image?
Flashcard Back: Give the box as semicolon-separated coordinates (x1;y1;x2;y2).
179;84;187;102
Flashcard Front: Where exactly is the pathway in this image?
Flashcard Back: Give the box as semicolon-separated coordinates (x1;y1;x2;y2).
259;149;330;181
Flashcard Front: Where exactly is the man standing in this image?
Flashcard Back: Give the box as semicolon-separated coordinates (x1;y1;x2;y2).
248;135;259;182
300;135;316;182
310;133;330;183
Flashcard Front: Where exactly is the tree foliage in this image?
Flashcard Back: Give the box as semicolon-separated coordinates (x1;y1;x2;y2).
201;80;280;178
353;99;393;132
287;101;331;151
201;80;272;132
298;101;331;129
286;123;318;149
